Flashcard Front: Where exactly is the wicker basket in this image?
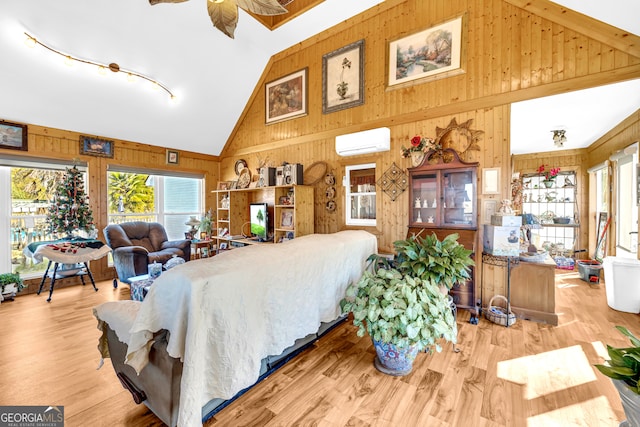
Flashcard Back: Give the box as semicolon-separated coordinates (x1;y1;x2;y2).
485;295;516;326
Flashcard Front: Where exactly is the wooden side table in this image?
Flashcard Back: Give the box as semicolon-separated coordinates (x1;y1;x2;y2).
193;240;214;259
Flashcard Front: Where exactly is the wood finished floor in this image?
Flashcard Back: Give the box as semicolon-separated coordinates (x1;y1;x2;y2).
0;269;638;426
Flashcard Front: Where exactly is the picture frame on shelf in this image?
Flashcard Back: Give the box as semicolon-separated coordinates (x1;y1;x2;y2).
217;181;230;190
166;149;179;165
482;167;501;195
322;39;365;114
388;16;464;88
0;120;28;151
80;135;114;158
280;210;294;228
265;68;308;124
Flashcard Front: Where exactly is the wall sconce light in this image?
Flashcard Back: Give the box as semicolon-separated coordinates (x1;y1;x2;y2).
551;129;566;148
23;31;176;101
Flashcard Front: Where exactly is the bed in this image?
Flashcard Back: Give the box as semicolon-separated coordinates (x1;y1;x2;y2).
93;230;377;427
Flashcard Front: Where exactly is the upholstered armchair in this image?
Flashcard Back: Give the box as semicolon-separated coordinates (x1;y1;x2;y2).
104;221;191;286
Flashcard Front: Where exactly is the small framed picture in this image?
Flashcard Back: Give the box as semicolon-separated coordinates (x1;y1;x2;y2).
217;181;230;190
219;242;228;250
281;210;294;228
0;120;28;151
482;168;501;195
200;232;207;240
167;149;179;165
80;135;114;157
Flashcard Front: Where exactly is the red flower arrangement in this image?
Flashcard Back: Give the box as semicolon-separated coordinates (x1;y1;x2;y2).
401;135;439;158
538;164;560;181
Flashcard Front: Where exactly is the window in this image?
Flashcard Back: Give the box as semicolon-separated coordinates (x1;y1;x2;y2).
345;163;376;226
2;162;85;278
107;171;203;240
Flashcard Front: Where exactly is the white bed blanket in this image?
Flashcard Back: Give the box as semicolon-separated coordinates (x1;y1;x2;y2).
123;230;377;427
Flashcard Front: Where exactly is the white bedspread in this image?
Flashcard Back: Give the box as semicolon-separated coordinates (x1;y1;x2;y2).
124;230;376;427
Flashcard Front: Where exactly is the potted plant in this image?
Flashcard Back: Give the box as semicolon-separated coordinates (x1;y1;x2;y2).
199;209;214;238
0;272;25;302
594;326;640;426
340;233;474;376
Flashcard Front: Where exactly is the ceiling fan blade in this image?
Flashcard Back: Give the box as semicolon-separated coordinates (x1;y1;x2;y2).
149;0;189;5
236;0;288;16
207;0;239;39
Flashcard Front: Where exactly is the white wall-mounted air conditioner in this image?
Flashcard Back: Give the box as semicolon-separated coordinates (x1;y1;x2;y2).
335;127;390;156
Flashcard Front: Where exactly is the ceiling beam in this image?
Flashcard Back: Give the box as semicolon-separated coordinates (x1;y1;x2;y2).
503;0;640;59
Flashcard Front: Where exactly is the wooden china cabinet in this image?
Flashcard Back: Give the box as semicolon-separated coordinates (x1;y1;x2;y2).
406;149;479;323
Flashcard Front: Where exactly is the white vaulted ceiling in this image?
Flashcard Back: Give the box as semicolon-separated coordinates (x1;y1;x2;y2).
0;1;638;157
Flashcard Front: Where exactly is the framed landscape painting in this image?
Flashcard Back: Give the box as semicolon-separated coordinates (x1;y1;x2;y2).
0;120;28;151
388;16;463;87
322;39;365;114
265;68;308;124
80;135;114;158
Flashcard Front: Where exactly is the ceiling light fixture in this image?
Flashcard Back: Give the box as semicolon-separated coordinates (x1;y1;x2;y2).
551;129;567;148
23;31;176;101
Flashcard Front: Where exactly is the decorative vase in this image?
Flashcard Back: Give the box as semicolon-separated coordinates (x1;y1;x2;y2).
337;82;348;100
613;379;640;427
542;180;554;188
411;151;425;167
373;340;419;376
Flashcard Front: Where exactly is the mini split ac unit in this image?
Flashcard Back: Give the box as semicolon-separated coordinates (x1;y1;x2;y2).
335;127;390;156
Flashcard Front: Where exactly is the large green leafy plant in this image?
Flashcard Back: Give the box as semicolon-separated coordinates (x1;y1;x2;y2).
340;232;474;353
595;326;640;394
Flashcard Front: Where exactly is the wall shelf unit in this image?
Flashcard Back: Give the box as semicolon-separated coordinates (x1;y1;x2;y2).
521;171;579;256
213;185;314;250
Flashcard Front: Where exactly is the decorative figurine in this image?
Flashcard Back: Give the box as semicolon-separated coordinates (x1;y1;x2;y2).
432;199;437;208
416;211;422;223
415;197;421;208
423;198;429;208
427;216;434;223
498;199;514;215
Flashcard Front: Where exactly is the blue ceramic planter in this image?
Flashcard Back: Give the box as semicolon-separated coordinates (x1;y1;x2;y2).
373;340;419;376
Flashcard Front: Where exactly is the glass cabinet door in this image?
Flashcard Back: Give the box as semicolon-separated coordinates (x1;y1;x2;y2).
411;172;439;225
442;170;475;227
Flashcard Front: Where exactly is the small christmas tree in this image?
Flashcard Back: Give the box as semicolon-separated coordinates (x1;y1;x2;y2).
46;166;96;238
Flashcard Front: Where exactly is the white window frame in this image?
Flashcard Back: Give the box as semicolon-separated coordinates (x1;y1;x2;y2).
345;163;377;227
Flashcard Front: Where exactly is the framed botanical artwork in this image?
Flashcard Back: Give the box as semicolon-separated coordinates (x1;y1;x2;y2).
0;120;28;151
322;39;365;114
280;210;293;228
166;149;179;165
388;16;464;87
265;68;308;124
80;135;114;158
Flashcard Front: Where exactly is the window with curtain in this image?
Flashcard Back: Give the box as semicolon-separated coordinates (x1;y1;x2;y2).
345;163;376;226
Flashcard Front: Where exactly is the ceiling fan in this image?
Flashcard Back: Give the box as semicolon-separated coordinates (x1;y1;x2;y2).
150;0;290;39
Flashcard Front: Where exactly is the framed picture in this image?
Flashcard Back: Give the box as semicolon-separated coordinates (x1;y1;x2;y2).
265;68;308;124
219;242;228;250
200;232;207;240
483;200;498;223
482;168;501;195
280;210;294;228
166;149;179;165
0;120;28;151
80;135;114;158
217;181;230;190
322;39;365;114
388;16;463;87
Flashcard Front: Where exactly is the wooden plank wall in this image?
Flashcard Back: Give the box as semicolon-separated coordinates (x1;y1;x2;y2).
219;0;640;305
3;124;219;286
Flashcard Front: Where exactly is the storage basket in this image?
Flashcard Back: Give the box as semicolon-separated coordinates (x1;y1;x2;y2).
485;295;516;326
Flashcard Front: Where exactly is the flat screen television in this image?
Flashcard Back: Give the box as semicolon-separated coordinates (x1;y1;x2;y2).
249;203;268;242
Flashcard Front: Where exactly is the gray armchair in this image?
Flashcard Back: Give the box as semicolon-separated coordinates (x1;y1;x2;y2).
104;221;191;286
